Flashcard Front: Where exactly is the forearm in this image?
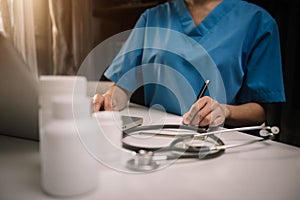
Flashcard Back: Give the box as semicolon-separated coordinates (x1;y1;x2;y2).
223;102;266;127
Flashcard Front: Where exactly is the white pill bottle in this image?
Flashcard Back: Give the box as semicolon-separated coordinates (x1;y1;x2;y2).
41;82;98;197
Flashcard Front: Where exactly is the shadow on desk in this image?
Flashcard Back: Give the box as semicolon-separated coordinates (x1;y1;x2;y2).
0;135;42;197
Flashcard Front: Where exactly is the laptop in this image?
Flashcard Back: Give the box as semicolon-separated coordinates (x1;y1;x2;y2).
121;115;143;130
0;34;39;141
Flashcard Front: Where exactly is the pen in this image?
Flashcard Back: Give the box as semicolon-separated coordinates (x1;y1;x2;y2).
197;80;210;100
182;80;210;126
192;79;210;126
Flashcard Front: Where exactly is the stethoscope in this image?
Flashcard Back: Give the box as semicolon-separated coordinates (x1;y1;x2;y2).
122;124;280;172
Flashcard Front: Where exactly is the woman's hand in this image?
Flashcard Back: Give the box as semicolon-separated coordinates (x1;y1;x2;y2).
92;83;131;112
92;93;117;112
182;96;227;127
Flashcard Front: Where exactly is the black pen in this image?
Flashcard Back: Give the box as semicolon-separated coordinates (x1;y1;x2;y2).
183;80;210;126
197;80;210;100
192;80;210;126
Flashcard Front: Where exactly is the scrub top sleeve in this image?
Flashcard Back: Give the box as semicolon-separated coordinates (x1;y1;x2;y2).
104;12;148;92
237;21;286;104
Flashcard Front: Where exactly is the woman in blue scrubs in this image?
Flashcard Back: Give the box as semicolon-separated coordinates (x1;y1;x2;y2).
93;0;286;128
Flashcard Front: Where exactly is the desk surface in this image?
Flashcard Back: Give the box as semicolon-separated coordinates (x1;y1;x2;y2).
1;104;300;200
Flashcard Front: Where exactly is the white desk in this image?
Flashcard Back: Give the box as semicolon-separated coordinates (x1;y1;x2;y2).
1;104;300;200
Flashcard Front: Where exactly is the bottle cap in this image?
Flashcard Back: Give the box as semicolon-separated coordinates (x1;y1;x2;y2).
39;75;87;96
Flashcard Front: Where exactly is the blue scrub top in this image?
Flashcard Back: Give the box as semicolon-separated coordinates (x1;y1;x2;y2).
104;0;286;115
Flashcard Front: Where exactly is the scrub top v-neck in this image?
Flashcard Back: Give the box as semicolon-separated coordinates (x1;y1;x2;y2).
175;0;234;39
104;0;286;116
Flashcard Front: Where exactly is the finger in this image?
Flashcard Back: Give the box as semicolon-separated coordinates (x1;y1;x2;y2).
187;96;217;126
92;94;104;112
93;102;100;112
187;110;212;127
192;99;220;127
182;97;209;124
203;105;225;127
198;112;212;127
103;94;113;111
194;100;215;123
188;113;201;126
182;113;190;125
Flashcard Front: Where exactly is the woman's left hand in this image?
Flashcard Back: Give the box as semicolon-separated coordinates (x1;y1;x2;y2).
182;96;227;127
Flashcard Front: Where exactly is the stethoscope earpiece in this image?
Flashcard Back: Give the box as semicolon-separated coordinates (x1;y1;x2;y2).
259;126;280;137
259;129;270;137
271;126;280;134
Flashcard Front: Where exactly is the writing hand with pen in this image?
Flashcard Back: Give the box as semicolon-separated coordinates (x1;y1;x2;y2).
93;80;266;128
92;80;227;128
182;96;228;128
182;80;228;128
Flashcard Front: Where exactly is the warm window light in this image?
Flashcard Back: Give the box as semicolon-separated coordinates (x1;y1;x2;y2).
0;12;3;33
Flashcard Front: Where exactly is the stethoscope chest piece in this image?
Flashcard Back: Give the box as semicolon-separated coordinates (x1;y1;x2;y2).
126;150;160;172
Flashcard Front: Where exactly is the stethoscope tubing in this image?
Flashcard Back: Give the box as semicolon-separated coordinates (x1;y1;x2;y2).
124;124;275;138
124;124;279;171
209;135;273;151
